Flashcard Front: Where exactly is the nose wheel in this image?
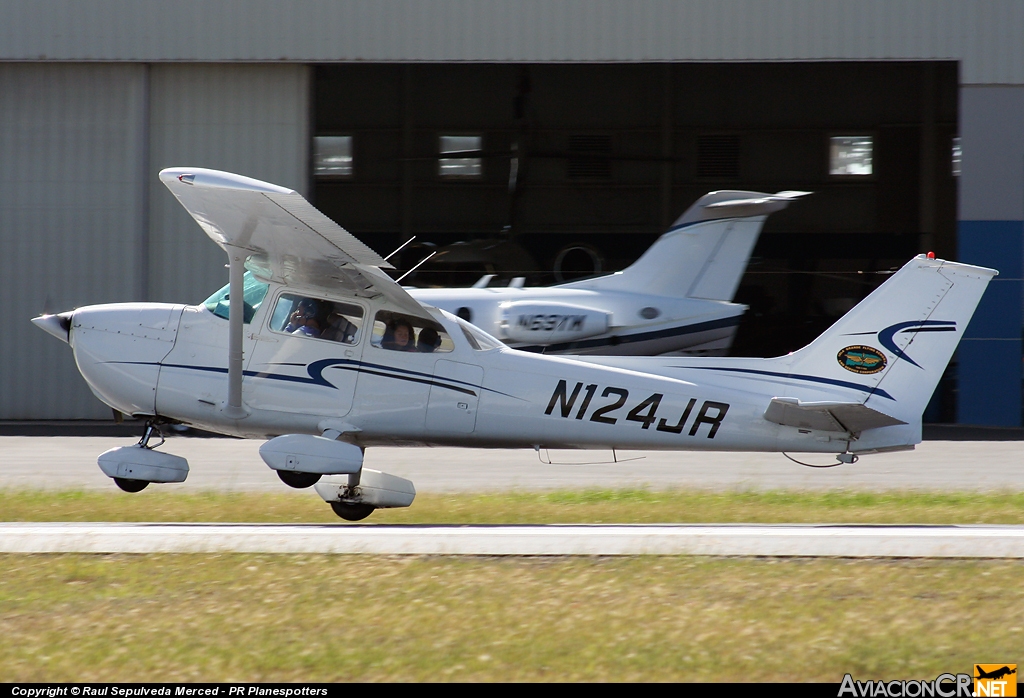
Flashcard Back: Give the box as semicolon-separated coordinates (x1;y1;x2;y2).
110;420;167;493
330;501;375;521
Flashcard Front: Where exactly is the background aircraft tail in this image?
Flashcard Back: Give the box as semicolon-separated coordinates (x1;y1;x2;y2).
565;190;809;300
785;255;997;425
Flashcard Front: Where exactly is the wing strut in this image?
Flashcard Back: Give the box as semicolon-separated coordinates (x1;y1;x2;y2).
224;246;247;419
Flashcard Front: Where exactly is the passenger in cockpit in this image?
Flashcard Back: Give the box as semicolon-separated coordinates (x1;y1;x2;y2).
416;327;440;353
382;319;415;351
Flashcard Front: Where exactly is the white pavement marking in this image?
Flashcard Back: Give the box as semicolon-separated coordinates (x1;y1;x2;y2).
1;437;1022;492
3;523;1024;557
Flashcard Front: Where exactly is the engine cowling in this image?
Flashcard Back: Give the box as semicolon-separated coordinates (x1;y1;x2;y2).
498;301;610;344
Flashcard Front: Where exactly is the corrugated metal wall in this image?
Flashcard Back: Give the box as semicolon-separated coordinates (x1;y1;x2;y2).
0;64;147;419
0;63;310;419
2;1;1023;84
147;64;310;304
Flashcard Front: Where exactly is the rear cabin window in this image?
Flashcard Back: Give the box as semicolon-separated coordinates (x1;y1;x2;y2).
370;311;453;353
269;294;364;345
202;272;269;323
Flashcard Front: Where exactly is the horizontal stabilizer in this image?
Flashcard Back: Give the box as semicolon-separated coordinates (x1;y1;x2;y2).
764;397;907;434
685;190;812;224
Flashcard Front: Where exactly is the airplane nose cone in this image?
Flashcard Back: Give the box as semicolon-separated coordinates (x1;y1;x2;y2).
32;311;73;344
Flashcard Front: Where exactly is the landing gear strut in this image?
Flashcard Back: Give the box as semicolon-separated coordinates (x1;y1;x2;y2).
138;421;165;450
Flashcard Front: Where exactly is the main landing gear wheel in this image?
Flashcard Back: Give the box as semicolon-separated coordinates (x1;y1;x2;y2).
114;477;149;493
330;502;375;521
277;470;322;489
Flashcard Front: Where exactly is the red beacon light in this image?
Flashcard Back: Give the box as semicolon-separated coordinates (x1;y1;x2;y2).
927;251;935;259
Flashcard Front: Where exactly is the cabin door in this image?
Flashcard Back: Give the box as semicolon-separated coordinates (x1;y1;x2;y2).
425;360;484;434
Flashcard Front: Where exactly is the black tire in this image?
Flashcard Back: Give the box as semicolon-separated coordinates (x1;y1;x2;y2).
114;477;149;493
277;470;322;489
330;502;375;521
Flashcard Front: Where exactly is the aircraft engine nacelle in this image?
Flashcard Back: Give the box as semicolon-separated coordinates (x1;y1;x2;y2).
98;445;189;483
315;469;416;509
499;301;610;344
259;434;364;475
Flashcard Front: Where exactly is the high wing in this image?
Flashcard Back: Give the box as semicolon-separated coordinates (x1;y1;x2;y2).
160;167;428;318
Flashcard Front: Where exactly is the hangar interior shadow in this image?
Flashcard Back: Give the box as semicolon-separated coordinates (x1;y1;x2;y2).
312;61;960;419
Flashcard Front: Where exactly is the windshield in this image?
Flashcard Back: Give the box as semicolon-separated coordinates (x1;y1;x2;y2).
203;272;270;323
455;317;505;351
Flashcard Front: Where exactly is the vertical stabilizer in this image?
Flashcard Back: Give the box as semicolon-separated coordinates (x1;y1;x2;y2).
565;190;809;300
785;255;997;424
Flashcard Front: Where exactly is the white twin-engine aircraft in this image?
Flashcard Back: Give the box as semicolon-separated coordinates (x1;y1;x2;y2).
409;188;809;356
33;168;996;521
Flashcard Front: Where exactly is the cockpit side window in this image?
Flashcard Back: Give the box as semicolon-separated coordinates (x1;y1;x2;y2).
268;294;364;345
370;311;453;353
203;272;270;324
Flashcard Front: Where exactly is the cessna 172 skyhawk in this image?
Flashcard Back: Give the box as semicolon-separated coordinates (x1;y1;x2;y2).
33;168;996;521
408;188;809;356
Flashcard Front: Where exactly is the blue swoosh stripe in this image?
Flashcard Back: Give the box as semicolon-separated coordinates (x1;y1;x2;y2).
117;359;521;399
158;361;479;397
877;320;957;369
681;366;895;401
516;315;741;353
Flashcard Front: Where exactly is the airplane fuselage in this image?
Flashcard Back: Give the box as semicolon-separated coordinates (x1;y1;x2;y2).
67;289;907;456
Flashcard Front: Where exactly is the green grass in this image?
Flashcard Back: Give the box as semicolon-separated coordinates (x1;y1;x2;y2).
3;489;1023;681
3;488;1024;524
1;554;1021;682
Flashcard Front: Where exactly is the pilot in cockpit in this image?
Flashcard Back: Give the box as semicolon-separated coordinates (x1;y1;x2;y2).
284;298;322;338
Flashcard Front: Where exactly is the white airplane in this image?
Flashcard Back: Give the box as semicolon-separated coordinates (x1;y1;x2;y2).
408;188;809;356
33;168;996;521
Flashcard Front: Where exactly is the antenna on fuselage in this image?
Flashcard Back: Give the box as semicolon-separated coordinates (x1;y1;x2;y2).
383;236;416;263
395;251;437;284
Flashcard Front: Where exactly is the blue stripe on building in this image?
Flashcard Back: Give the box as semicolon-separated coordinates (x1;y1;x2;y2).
957;220;1024;427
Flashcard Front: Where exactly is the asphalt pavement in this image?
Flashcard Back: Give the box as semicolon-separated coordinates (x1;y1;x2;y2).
0;435;1021;492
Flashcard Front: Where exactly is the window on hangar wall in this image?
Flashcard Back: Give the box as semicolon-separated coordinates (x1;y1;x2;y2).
438;135;483;178
829;136;873;176
314;136;354;177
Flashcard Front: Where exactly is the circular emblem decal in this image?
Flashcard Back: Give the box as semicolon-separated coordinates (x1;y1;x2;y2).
837;345;887;374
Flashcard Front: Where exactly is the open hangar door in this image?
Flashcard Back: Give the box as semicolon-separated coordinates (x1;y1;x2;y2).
312;62;958;415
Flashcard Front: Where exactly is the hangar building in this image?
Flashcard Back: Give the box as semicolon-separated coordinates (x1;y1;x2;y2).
1;1;1021;426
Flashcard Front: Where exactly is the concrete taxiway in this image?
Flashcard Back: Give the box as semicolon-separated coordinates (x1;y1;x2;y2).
0;436;1021;492
3;522;1024;557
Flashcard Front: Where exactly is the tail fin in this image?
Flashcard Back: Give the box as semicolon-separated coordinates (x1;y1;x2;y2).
565;190;809;299
786;255;997;425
